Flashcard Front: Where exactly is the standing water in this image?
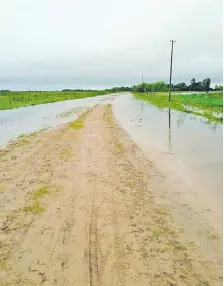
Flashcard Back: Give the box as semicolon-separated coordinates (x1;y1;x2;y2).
112;94;223;228
0;94;114;146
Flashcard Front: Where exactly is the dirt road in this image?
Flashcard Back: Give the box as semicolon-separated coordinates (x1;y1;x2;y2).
0;104;222;285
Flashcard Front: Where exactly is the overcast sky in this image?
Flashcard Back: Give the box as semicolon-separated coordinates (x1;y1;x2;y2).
0;0;223;90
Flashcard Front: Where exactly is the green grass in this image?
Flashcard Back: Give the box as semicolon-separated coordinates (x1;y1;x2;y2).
134;92;223;123
0;90;110;110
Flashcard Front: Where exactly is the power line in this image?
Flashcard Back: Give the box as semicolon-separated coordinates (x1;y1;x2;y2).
168;40;176;101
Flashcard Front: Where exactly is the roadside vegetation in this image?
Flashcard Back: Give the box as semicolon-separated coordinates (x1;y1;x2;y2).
105;78;223;122
0;90;110;110
134;91;223;123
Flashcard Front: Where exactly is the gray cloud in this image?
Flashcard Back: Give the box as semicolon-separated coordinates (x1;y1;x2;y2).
0;0;222;90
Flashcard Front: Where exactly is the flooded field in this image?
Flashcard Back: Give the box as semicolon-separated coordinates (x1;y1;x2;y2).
0;94;114;146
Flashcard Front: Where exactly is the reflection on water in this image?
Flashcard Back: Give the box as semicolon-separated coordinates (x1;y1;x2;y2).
112;94;222;208
168;108;172;154
140;104;172;154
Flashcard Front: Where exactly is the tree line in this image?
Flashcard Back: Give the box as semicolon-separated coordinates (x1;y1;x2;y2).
0;78;223;94
106;78;223;93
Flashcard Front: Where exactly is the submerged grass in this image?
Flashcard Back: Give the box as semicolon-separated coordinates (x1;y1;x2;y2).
134;92;223;123
0;90;110;110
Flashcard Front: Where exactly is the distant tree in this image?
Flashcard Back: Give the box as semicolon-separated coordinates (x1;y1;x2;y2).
202;78;211;92
109;78;214;94
215;84;223;91
195;81;203;91
174;82;188;91
189;78;211;92
190;78;196;91
136;81;168;93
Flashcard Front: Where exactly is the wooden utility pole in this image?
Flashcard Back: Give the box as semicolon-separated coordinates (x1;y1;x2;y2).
142;74;144;85
168;40;176;101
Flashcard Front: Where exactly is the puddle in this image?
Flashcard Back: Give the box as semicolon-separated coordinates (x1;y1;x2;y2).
112;94;223;218
0;94;114;146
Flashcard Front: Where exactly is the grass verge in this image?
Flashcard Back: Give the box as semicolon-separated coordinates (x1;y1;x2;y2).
0;91;110;110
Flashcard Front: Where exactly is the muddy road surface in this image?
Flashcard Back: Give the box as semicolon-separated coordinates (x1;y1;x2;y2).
0;105;222;285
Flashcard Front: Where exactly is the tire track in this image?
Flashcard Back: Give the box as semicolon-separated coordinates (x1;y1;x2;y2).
88;115;101;286
39;193;77;285
112;209;126;286
89;200;100;286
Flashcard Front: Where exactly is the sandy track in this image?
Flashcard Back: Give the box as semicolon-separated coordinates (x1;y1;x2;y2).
0;104;222;285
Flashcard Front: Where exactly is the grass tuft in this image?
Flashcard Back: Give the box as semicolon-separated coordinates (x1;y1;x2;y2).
69;119;84;130
23;201;45;214
0;244;11;269
68;110;91;130
23;186;48;214
115;143;123;151
32;186;48;200
60;150;72;159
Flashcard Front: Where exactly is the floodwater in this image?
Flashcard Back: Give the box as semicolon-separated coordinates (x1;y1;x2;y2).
112;94;223;227
0;94;113;146
0;93;222;224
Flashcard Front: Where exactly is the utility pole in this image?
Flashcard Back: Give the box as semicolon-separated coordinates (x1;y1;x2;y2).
168;40;176;101
141;74;145;93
